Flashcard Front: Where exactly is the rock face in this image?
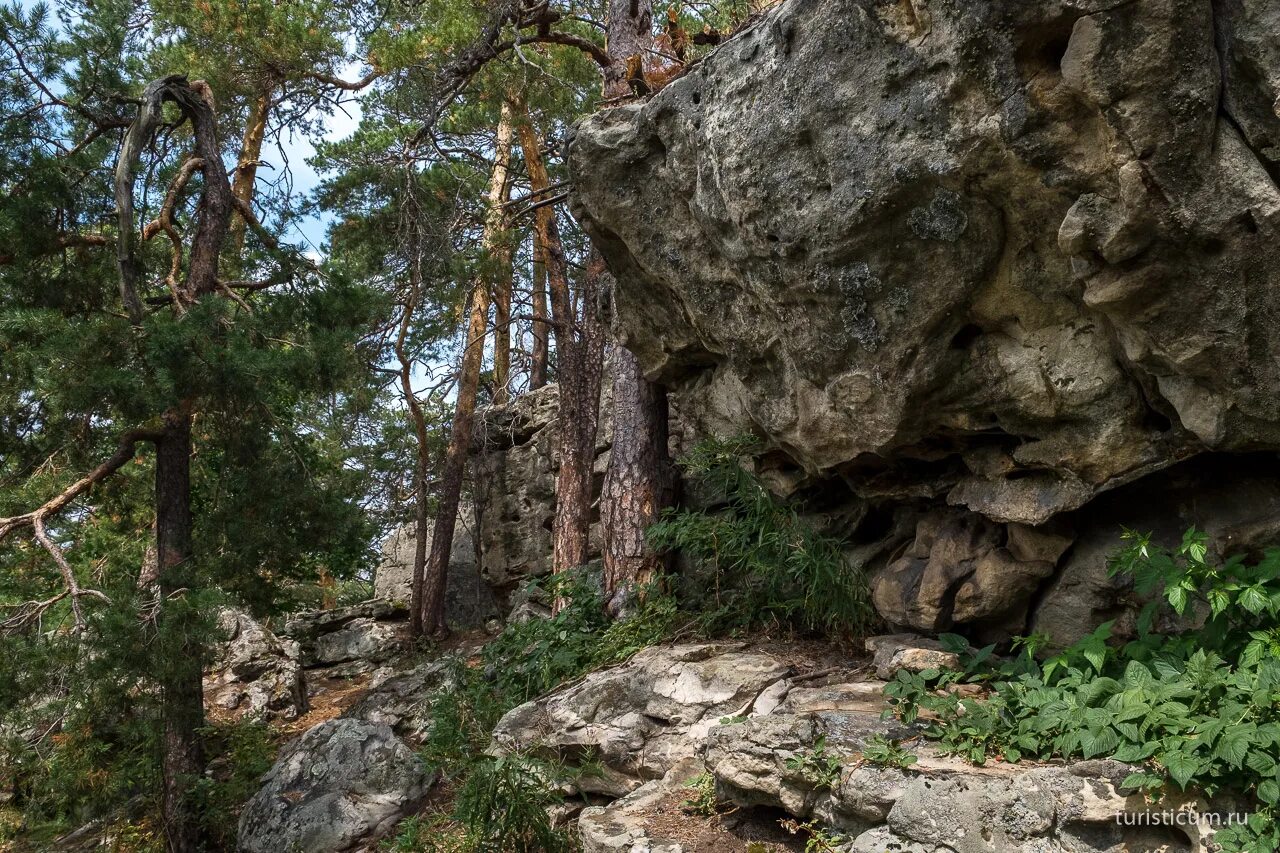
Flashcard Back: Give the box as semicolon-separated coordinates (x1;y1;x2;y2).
236;719;432;853
204;608;306;721
374;517;497;629
568;0;1280;639
553;644;1223;853
470;382;614;598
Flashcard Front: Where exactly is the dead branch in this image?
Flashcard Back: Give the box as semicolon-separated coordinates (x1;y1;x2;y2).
0;427;161;632
142;157;206;312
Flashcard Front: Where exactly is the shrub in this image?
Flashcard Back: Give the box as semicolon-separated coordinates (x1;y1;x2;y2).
884;528;1280;853
648;436;873;637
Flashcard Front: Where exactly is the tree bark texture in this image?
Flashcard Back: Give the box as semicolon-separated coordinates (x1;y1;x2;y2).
155;410;204;853
604;0;654;98
420;102;515;636
515;103;605;575
529;231;550;389
227;81;274;257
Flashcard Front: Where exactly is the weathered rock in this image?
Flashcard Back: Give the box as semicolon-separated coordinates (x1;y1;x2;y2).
204;608;306;721
470;383;610;597
374;513;497;629
490;643;791;795
864;634;961;681
705;712;1222;852
343;658;454;741
281;600;408;672
236;719;432;853
578;758;704;853
569;0;1280;634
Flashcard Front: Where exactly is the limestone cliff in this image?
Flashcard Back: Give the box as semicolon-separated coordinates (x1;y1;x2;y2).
568;0;1280;644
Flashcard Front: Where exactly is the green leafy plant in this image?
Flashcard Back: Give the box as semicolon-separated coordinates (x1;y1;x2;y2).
648;436;874;636
681;772;720;816
453;755;576;853
780;818;849;852
885;528;1280;852
861;735;918;770
785;736;843;791
191;717;279;849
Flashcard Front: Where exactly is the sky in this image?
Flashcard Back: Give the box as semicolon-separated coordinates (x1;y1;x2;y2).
19;0;364;258
273;80;364;257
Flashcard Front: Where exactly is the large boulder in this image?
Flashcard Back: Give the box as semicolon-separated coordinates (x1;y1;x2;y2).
281;600;408;673
236;719;432;853
490;643;791;796
568;0;1280;635
204;608;306;721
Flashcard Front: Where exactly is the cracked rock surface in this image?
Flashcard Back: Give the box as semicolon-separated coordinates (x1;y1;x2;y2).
569;0;1280;640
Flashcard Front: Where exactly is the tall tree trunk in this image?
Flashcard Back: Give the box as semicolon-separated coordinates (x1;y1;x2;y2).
155;409;204;853
116;78;234;848
396;241;433;637
603;0;654;98
529;232;550;389
599;0;671;615
600;352;669;615
515;102;605;575
420;102;515;636
492;249;514;404
228;81;273;258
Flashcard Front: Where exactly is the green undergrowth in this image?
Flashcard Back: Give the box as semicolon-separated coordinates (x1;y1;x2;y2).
648;435;875;638
388;569;680;852
885;529;1280;852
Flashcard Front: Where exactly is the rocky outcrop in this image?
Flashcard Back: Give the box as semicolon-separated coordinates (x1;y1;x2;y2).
343;658;455;741
547;644;1226;853
204;608;307;721
374;517;497;629
490;643;791;796
568;0;1280;639
470;382;612;597
281;599;408;674
236;719;432;853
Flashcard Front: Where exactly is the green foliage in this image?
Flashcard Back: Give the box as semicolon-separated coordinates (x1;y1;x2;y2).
407;574;679;851
649;436;874;637
885;528;1280;852
191;718;279;849
861;735;918;770
453;754;576;853
681;772;719;816
785;735;843;791
779;819;850;853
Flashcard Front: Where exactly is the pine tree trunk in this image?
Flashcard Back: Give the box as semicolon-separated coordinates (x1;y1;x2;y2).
599;0;671;615
397;243;433;637
155;410;204;853
420;103;515;636
514;103;605;575
492;257;513;404
601;350;669;615
529;233;549;390
228;82;273;258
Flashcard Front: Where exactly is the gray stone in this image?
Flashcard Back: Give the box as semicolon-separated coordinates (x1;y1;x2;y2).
578;758;703;853
204;608;306;721
281;600;408;671
865;634;962;681
568;0;1280;636
236;719;432;853
490;643;791;795
342;658;455;741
